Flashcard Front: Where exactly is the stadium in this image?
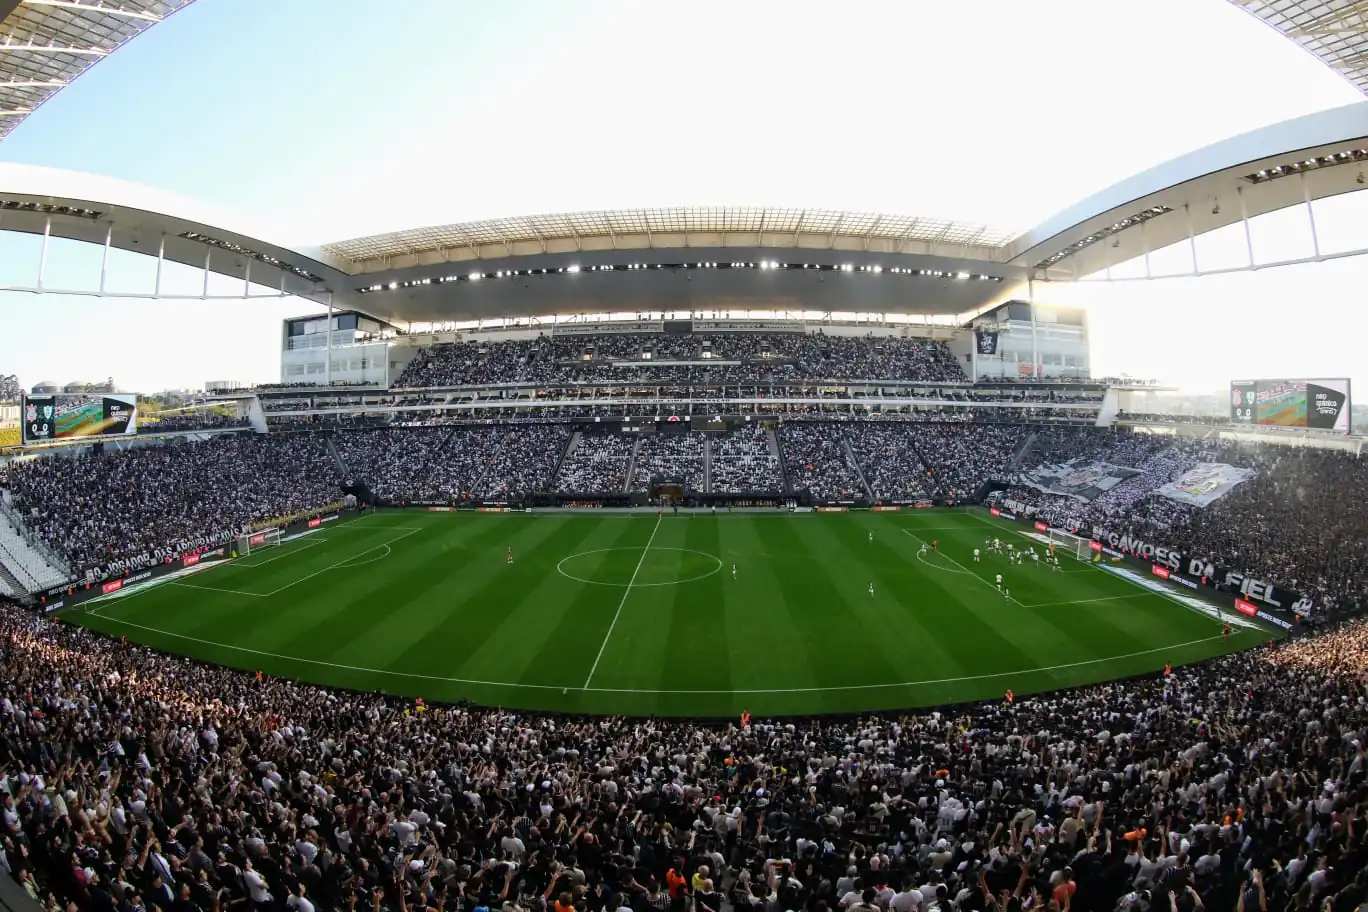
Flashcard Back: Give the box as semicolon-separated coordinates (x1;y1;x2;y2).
2;2;1368;912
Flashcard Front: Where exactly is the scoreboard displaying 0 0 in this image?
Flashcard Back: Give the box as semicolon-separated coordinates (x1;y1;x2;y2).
22;393;139;443
1229;379;1351;433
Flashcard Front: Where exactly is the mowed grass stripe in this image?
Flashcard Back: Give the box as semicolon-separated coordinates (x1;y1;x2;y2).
813;519;971;686
392;515;619;688
276;515;527;668
655;517;731;709
715;515;824;701
72;511;1271;716
755;518;908;691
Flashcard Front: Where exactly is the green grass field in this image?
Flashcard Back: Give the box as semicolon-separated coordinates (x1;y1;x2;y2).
70;508;1269;717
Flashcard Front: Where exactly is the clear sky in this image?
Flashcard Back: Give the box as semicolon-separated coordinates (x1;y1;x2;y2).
2;0;1367;391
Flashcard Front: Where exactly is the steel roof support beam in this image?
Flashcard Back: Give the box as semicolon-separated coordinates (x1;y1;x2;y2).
0;42;108;55
0;79;67;87
21;0;164;21
0;109;33;116
1303;171;1321;258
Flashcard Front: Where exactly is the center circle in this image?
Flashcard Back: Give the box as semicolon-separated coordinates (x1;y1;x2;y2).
557;547;723;587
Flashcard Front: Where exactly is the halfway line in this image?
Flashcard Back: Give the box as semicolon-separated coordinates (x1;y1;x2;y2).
583;512;662;688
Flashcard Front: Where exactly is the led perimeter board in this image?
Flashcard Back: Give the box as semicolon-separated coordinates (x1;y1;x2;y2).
1229;379;1351;433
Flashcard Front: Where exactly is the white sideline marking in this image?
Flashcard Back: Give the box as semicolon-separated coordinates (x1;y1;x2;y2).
1018;592;1151;609
72;616;1234;694
583;512;662;688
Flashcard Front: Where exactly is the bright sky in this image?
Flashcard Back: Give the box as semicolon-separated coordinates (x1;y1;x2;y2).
2;0;1368;391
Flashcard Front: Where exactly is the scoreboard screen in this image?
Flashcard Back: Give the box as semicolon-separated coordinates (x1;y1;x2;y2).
23;393;139;443
1229;379;1350;434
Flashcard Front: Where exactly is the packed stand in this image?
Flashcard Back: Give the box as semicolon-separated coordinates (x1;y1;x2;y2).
1001;432;1368;616
471;425;571;499
630;433;706;493
333;427;453;503
709;425;784;494
0;372;20;403
137;412;248;434
6;435;338;581
845;424;935;501
913;424;1033;501
5;607;1368;912
393;333;967;387
553;432;636;493
779;423;867;500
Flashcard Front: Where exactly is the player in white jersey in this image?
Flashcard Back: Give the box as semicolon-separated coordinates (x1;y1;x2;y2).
732;562;738;580
868;530;874;544
1031;551;1040;566
868;581;875;597
995;573;1003;590
919;543;929;556
973;548;981;562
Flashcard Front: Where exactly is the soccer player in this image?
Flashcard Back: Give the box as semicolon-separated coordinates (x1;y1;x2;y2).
932;539;939;551
1223;622;1231;639
995;573;1003;591
919;543;929;556
868;530;873;544
1003;587;1011;602
1031;551;1040;567
1051;557;1061;572
973;548;981;563
868;581;875;598
732;561;738;580
506;546;514;565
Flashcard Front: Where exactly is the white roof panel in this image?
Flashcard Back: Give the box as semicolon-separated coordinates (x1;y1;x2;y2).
322;206;1020;266
1231;0;1368;94
0;0;195;141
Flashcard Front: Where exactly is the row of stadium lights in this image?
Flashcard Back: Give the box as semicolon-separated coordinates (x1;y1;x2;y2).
359;261;1004;294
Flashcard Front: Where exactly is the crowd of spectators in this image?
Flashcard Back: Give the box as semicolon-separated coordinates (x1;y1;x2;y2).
393;334;967;388
845;425;934;501
138;413;248;435
1001;433;1368;616
334;426;573;504
912;425;1033;502
5;436;338;582
4;604;1368;912
630;434;706;493
554;433;636;494
709;425;784;494
0;373;20;403
779;424;867;501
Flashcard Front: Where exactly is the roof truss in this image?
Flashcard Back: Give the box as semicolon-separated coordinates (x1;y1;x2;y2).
0;0;194;141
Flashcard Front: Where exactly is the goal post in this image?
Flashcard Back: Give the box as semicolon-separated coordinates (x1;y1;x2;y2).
235;529;282;557
1047;528;1095;562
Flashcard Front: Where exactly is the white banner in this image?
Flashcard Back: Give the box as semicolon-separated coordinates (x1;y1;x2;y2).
1019;460;1141;502
1156;463;1253;507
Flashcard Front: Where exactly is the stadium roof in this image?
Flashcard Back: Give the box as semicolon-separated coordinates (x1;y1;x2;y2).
322;208;1021;274
0;0;194;142
1231;0;1368;94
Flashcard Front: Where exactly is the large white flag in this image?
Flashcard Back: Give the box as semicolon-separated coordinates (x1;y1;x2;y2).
1156;463;1254;507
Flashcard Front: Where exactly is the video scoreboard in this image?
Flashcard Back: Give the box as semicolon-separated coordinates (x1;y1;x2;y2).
22;393;139;444
1229;379;1351;434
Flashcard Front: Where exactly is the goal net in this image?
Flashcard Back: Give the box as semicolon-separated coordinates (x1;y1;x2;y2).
1047;528;1095;561
235;529;282;557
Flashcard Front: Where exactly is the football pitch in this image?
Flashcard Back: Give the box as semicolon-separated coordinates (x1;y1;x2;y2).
71;509;1270;717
